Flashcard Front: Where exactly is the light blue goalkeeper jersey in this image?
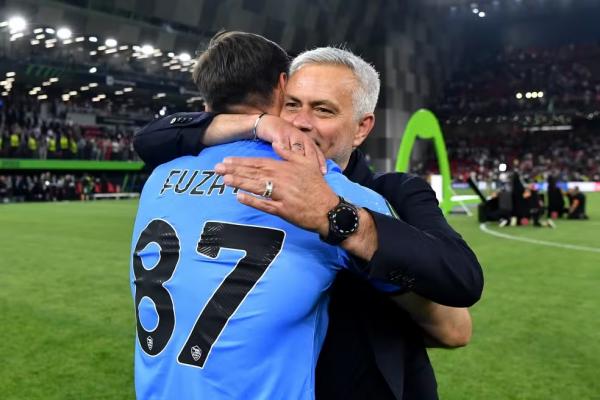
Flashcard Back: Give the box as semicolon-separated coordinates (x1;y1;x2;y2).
130;140;393;400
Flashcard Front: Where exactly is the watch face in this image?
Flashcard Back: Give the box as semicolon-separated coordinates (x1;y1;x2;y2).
332;204;359;235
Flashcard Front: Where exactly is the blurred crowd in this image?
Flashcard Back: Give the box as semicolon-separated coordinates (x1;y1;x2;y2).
0;97;139;161
417;128;600;183
0;173;121;202
421;41;600;183
435;42;600;124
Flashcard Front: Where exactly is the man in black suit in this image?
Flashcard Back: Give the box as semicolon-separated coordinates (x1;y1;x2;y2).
134;40;483;400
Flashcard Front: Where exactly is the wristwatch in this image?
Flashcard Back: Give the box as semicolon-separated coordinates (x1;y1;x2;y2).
321;196;360;245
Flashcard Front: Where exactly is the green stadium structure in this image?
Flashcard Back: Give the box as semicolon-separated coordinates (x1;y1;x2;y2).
0;159;144;171
395;109;480;215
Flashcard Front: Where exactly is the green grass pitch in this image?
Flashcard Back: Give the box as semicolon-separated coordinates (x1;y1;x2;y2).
1;195;599;399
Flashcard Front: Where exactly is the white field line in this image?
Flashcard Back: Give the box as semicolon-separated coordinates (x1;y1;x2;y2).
479;223;600;254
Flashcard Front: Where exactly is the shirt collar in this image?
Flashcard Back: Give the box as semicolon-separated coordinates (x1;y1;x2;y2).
343;149;374;185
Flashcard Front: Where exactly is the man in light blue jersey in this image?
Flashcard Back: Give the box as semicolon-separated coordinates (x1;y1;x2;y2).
130;31;395;399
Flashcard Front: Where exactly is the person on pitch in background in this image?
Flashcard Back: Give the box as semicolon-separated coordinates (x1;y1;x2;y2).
135;40;483;400
567;186;589;219
130;31;401;400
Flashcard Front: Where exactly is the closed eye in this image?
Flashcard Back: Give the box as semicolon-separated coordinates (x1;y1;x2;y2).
315;107;334;115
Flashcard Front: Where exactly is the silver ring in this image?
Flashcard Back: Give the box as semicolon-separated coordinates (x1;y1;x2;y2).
262;180;273;199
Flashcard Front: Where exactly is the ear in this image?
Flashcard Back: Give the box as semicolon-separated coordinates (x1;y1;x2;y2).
278;72;288;90
352;113;375;148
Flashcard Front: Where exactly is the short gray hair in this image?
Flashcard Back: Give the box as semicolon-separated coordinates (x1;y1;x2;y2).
290;47;380;119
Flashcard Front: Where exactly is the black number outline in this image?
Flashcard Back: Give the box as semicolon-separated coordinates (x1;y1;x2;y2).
132;219;181;357
176;221;286;369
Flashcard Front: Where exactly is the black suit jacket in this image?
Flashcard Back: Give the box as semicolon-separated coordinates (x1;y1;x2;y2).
133;113;484;400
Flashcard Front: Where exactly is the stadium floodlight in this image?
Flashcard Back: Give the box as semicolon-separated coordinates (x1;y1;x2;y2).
516;93;523;99
525;92;532;99
473;8;479;13
6;72;16;77
56;27;72;39
538;91;544;98
49;77;59;83
8;16;27;33
80;86;89;91
37;94;48;100
141;44;155;55
89;67;97;73
45;28;55;34
69;91;77;96
531;92;538;98
105;38;117;47
179;52;191;62
499;163;507;172
478;11;486;17
123;87;133;92
89;36;98;42
89;82;98;87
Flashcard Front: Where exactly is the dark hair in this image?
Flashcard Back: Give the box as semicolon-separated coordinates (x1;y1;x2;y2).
192;31;290;112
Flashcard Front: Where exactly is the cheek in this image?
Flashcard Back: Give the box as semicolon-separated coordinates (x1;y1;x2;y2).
279;110;293;121
317;130;339;149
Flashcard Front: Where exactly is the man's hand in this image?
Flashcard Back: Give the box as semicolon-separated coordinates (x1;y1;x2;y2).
256;115;327;175
215;144;338;236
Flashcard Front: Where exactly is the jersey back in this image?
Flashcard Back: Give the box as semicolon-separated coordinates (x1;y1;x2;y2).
130;140;391;400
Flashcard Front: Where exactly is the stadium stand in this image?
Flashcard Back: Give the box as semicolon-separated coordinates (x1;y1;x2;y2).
0;97;138;161
422;42;600;184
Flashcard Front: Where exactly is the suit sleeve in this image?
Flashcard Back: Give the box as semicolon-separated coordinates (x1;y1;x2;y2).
365;174;484;307
133;112;216;169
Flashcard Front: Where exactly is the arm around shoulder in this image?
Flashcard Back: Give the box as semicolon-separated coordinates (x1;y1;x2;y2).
133;112;216;169
365;174;484;307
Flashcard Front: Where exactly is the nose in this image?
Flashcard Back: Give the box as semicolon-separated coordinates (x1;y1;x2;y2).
291;110;313;133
